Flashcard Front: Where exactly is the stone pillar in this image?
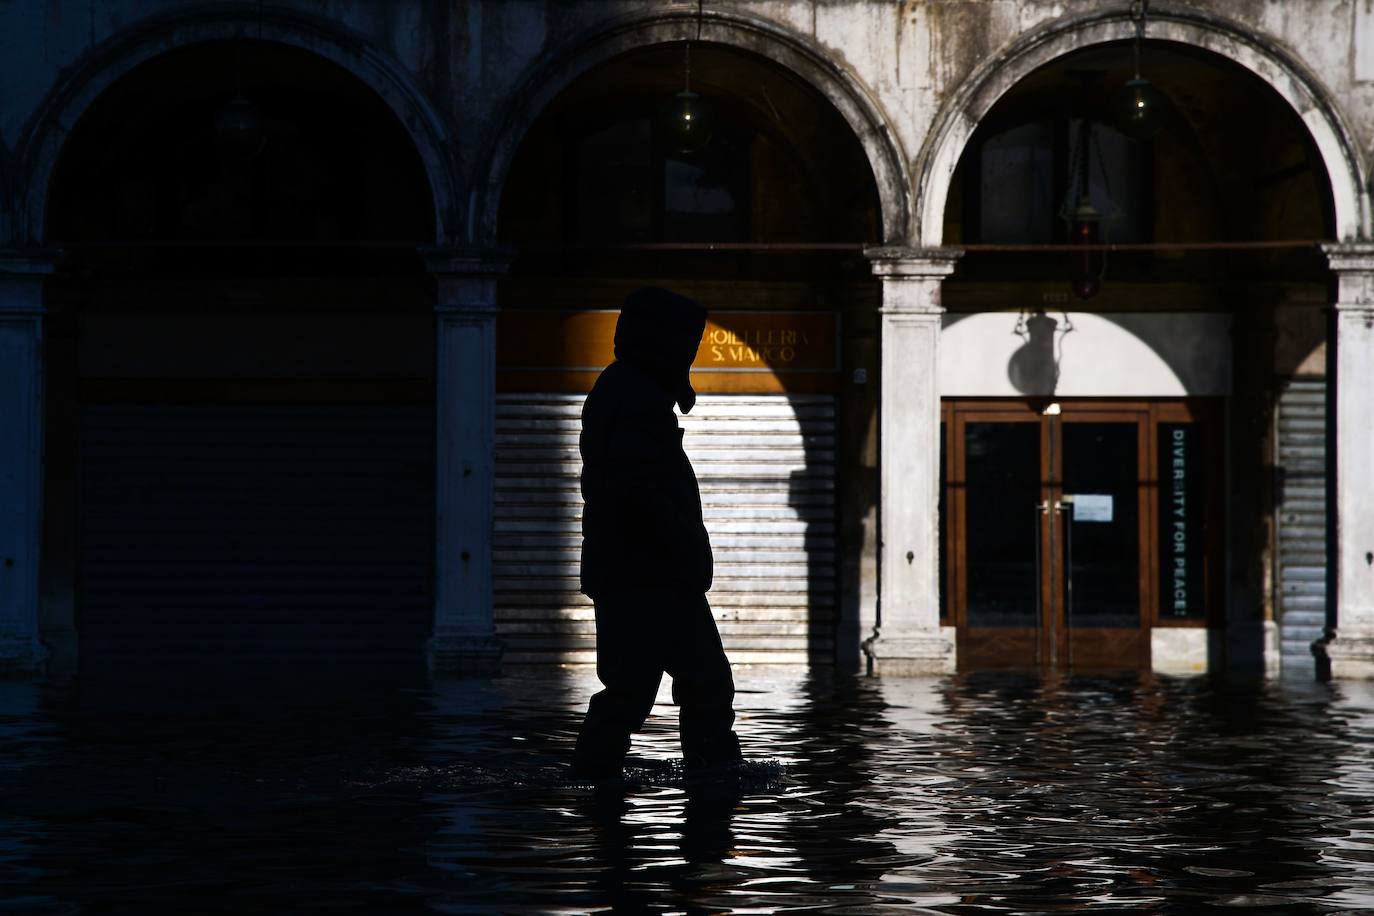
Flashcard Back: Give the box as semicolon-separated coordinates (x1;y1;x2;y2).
863;247;962;675
1318;244;1374;678
426;250;513;675
0;254;55;675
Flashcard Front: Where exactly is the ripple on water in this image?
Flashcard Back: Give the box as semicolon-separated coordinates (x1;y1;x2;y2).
1;670;1373;913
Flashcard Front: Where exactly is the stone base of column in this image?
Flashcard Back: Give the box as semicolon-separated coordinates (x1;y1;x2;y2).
863;626;957;676
1151;627;1212;675
0;638;48;677
428;632;503;676
1224;619;1282;676
1314;625;1374;679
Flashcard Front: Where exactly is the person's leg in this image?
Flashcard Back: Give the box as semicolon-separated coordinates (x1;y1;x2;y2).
665;593;742;771
572;593;664;778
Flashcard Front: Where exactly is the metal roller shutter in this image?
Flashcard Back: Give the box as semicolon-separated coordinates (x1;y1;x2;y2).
1275;379;1328;676
494;393;837;664
78;404;434;667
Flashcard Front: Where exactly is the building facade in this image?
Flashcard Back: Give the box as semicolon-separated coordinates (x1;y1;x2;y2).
2;0;1373;678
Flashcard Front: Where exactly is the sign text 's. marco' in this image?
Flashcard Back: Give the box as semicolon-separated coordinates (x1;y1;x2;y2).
704;327;811;365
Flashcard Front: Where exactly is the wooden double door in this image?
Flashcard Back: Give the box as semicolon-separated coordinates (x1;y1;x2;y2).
943;399;1220;670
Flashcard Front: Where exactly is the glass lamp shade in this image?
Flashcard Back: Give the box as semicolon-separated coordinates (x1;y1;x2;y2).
1070;201;1101;241
661;90;714;154
1072;273;1102;301
1069;201;1103;300
1112;77;1168;141
214;96;266;164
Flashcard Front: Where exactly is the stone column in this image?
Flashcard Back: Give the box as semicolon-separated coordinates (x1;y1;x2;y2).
1318;244;1374;678
426;249;513;675
863;247;962;675
0;253;55;675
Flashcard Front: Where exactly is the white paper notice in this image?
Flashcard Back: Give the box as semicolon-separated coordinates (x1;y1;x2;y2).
1072;494;1113;523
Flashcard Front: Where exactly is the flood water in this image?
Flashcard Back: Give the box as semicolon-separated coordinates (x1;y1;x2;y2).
2;665;1374;914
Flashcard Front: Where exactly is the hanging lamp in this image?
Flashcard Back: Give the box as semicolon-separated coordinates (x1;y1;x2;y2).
1060;95;1105;301
214;14;266;164
661;0;715;153
1113;0;1169;140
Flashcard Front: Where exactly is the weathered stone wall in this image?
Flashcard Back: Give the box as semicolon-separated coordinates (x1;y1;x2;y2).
2;1;1368;676
2;0;1371;246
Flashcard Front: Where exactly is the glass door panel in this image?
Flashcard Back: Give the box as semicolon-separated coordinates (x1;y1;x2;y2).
1061;422;1141;629
963;421;1041;628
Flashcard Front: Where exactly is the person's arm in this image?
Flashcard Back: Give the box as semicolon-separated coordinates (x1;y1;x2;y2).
606;403;698;561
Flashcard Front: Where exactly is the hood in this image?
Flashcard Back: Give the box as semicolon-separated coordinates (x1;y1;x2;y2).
613;287;707;414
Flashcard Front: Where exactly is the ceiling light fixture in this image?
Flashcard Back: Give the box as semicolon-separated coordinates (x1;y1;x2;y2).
661;0;715;154
1113;0;1169;140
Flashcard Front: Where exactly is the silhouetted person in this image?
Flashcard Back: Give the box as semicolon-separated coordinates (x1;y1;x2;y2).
571;287;743;781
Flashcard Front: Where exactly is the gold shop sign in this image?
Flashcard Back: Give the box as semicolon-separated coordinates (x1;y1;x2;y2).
698;323;833;370
498;310;838;371
497;310;838;393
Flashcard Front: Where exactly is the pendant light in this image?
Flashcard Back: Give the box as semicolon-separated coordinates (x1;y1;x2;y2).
661;0;715;154
1113;0;1169;140
214;15;266;165
1061;108;1104;301
215;94;264;165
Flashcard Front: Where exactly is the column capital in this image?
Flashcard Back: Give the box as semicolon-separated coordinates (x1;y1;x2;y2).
868;247;961;317
1321;241;1374;273
1323;244;1374;318
0;251;59;317
424;248;514;316
0;249;61;275
421;247;517;278
864;246;963;280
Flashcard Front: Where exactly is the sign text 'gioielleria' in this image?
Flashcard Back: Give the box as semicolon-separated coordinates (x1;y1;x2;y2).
704;327;811;365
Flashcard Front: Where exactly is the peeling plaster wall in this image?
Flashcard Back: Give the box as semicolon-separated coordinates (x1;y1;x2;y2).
3;0;1372;245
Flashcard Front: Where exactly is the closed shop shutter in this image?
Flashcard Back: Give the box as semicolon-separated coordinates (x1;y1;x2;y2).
1275;379;1328;675
494;393;837;664
78;404;434;667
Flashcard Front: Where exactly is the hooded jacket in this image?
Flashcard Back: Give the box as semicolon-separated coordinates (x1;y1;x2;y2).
579;288;713;598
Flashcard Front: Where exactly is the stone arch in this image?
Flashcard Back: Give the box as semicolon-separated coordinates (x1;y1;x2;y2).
14;7;460;246
914;7;1369;245
472;8;913;246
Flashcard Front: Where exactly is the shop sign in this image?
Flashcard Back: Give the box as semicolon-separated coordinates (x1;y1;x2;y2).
497;310;838;374
1158;423;1205;619
697;317;837;371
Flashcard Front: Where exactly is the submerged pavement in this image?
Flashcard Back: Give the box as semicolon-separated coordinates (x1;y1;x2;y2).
1;666;1373;913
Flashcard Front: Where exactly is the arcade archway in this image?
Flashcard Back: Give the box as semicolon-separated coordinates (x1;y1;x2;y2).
493;39;886;667
42;39;440;674
932;32;1340;674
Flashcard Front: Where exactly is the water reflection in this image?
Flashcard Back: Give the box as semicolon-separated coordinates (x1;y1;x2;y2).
0;667;1372;913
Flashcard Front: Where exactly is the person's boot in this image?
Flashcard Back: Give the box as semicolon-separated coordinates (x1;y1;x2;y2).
682;732;744;785
571;727;631;784
570;754;625;784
